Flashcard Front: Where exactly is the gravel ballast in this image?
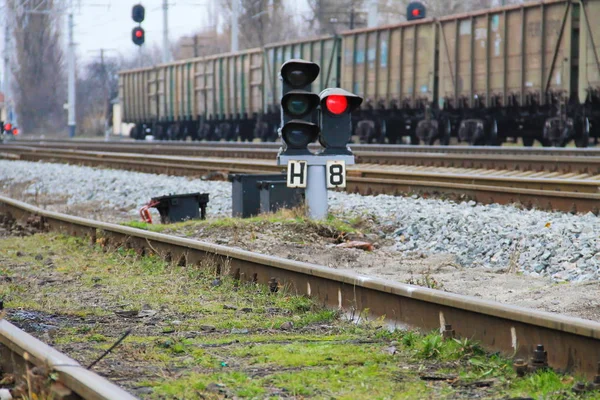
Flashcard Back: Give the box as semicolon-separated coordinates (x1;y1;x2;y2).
0;159;598;283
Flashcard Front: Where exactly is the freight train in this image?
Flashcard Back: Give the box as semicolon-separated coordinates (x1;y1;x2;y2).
119;0;600;147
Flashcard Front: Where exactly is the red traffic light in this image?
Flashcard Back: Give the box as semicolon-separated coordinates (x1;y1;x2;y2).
132;27;145;46
12;128;19;136
407;2;426;21
325;95;348;115
4;123;12;131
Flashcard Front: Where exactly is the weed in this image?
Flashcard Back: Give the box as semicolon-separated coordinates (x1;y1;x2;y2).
416;333;444;359
406;271;444;290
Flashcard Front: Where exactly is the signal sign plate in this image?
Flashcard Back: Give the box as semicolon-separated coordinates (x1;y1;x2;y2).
326;160;346;188
287;161;307;188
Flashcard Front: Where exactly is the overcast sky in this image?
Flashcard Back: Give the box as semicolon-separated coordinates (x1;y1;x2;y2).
74;0;223;62
0;0;309;81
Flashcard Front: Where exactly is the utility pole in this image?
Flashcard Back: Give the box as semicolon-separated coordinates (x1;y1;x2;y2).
367;0;378;28
3;15;12;124
89;48;117;140
68;12;76;137
231;0;239;52
193;35;199;57
162;0;169;63
349;8;355;30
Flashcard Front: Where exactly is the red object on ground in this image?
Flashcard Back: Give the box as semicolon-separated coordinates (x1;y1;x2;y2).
139;200;159;224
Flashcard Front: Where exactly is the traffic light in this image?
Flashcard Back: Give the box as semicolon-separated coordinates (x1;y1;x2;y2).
131;4;145;46
132;27;145;46
407;2;426;21
12;127;19;136
132;4;145;23
3;123;12;134
318;88;362;155
279;59;321;156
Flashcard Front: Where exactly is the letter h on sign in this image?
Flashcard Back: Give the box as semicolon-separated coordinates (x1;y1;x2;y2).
287;161;307;188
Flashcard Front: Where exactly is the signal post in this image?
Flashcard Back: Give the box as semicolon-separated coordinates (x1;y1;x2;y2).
277;59;362;220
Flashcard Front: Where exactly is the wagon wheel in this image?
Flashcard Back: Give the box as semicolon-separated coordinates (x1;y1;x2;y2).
574;118;590;148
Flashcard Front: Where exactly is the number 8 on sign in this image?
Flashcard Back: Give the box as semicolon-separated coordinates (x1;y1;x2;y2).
326;161;346;188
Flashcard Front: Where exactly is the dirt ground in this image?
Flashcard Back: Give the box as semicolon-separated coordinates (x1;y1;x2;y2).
156;220;600;323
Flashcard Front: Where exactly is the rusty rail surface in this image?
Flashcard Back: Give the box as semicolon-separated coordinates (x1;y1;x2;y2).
2;146;599;214
0;319;137;400
7;140;600;174
1;195;599;379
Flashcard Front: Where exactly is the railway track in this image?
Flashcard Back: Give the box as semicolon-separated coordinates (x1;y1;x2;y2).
8;139;600;174
2;146;600;214
1;195;600;380
0;319;136;399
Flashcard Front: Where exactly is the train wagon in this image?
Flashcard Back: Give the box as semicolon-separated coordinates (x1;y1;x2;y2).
437;0;591;146
340;18;442;144
192;49;264;142
578;0;600;144
119;0;600;147
338;0;599;147
119;66;157;139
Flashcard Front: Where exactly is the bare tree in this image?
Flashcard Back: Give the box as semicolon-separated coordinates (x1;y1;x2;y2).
7;0;66;135
173;29;230;60
305;0;367;35
76;57;120;136
218;0;300;50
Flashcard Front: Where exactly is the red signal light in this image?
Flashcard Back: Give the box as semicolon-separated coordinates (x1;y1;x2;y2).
135;29;143;38
412;8;420;17
12;128;19;135
325;95;348;115
4;123;12;131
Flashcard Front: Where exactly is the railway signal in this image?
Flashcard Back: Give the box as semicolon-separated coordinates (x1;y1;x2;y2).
279;59;321;156
319;88;362;155
131;4;145;46
277;59;358;220
407;2;426;21
132;4;145;23
132;27;145;46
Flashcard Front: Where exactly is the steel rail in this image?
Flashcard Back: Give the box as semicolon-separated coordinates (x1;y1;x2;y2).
7;141;600;174
1;147;599;213
1;195;599;379
0;320;137;400
11;137;600;155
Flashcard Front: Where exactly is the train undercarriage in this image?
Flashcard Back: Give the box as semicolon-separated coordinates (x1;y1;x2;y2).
130;93;600;147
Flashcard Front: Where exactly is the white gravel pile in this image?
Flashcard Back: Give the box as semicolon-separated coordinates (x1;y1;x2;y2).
329;193;599;283
0;160;598;282
0;160;231;217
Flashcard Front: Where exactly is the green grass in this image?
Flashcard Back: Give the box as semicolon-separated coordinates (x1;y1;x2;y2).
1;233;599;399
121;208;368;237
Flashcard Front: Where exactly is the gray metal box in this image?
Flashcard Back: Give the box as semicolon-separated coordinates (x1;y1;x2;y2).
258;181;304;214
229;174;285;218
